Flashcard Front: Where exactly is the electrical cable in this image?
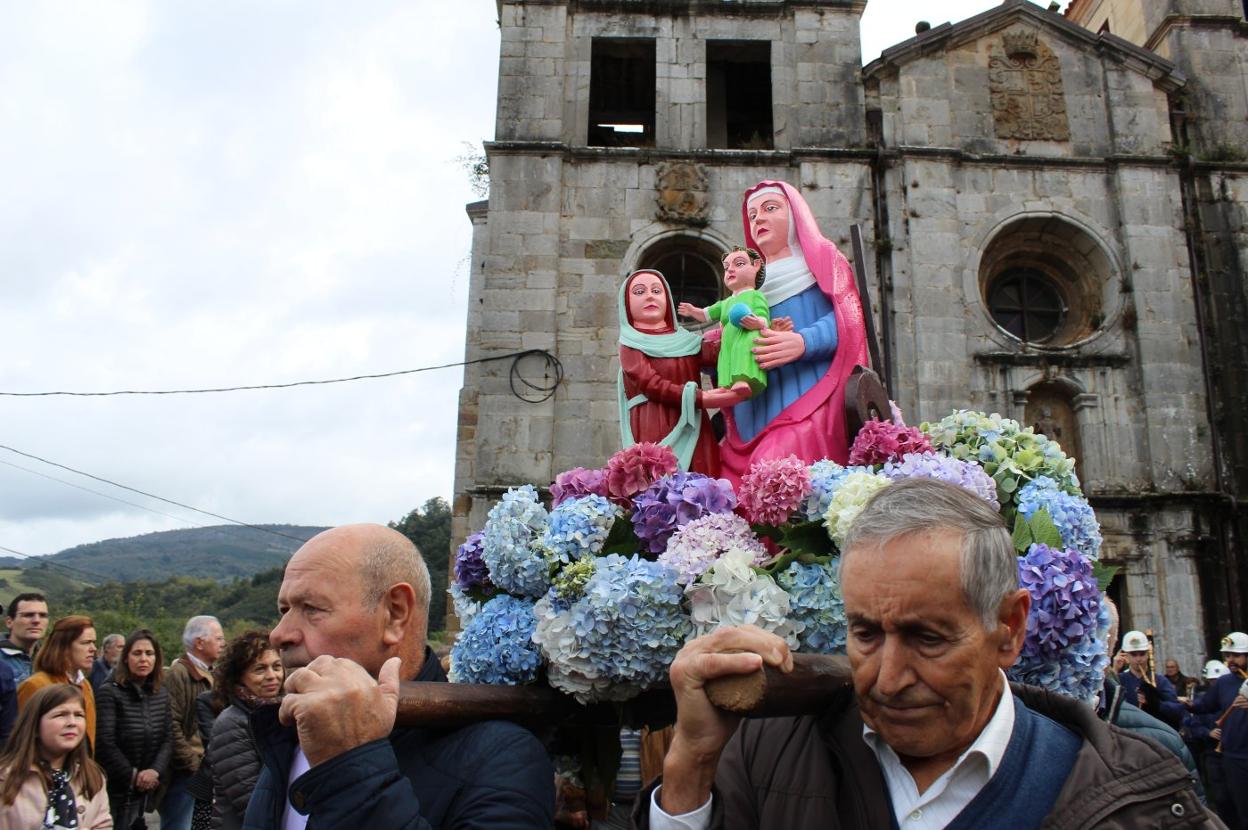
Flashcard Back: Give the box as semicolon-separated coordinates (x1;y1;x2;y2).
0;349;563;400
0;444;311;544
0;458;207;528
0;543;106;585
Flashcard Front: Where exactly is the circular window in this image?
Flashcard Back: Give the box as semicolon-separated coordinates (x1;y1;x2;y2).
987;268;1067;344
977;216;1119;349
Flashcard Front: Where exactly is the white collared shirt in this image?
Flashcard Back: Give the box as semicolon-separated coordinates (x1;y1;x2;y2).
649;672;1016;830
281;746;311;830
862;672;1015;829
186;651;212;674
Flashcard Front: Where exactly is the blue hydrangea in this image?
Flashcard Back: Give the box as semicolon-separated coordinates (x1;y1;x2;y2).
1007;543;1109;705
775;559;847;654
532;554;692;702
804;460;874;521
1017;476;1103;561
540;494;619;563
449;594;542;685
481;485;552;598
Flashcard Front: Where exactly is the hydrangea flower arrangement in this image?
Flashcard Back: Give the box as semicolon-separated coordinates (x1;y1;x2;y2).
605;442;679;503
686;548;803;649
1017;476;1102;561
881;452;1000;510
449;594;543;685
533;554;690;702
848;419;933;466
921;410;1080;517
658;512;768;584
451;407;1110;718
804;460;874;521
551;467;608;506
823;471;893;547
631;471;736;554
542;494;620;562
480;485;551;598
1007;542;1108;704
776;559;848;654
738;455;812;526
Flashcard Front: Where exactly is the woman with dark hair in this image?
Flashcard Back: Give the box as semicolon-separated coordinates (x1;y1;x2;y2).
0;683;111;828
17;615;98;751
200;630;283;830
95;630;173;829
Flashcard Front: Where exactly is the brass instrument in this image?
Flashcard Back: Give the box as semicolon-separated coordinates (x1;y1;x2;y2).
1146;628;1157;687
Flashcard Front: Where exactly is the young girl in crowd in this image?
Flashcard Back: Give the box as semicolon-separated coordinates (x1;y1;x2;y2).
18;616;99;753
0;683;111;829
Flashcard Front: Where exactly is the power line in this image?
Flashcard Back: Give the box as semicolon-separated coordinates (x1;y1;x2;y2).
0;543;106;585
0;349;562;399
0;458;207;527
0;444;311;544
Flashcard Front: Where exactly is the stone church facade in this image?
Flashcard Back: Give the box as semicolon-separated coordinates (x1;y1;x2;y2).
453;0;1248;658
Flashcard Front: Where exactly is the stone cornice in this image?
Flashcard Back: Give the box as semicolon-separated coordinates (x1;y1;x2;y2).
864;0;1185;94
973;350;1131;368
1145;14;1248;53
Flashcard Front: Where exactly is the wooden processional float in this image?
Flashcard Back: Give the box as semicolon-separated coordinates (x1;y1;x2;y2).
402;223;890;731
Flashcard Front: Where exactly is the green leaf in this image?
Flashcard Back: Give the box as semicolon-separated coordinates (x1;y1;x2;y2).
600;517;641;556
1028;508;1064;550
1011;512;1033;553
779;520;837;559
1092;561;1120;593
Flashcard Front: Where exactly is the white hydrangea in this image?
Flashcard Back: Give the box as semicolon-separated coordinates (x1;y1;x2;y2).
685;548;803;649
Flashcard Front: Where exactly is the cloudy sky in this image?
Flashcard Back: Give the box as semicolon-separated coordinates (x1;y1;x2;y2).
0;0;1049;560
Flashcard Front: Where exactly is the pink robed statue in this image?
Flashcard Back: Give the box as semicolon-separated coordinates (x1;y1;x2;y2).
717;180;870;484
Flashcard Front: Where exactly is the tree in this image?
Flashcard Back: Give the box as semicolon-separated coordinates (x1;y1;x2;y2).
389;498;452;632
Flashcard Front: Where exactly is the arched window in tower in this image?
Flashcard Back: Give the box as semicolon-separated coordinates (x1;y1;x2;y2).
1025;381;1083;482
637;236;724;318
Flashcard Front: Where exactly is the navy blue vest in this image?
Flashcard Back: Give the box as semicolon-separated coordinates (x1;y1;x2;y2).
887;696;1081;830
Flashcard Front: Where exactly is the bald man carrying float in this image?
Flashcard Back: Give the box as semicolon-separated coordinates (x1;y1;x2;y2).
241;524;554;830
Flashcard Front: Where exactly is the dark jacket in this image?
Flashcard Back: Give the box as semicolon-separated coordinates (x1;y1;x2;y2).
241;648;554;829
633;683;1223;829
187;689;224;801
1190;670;1248;759
94;677;174;828
0;659;16;746
1100;681;1205;803
207;700;268;830
88;656;115;693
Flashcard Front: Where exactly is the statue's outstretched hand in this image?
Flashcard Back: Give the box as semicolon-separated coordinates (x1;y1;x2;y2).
753;328;805;369
770;316;794;332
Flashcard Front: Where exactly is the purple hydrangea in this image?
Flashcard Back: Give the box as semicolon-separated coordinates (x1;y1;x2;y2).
631;471;737;555
551;467;608;507
1008;542;1108;704
658;512;769;584
453;531;491;591
881;452;1000;509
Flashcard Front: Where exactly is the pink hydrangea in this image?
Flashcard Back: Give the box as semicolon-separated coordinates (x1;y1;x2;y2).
738;455;812;526
848;419;933;466
550;467;608;506
605;443;680;504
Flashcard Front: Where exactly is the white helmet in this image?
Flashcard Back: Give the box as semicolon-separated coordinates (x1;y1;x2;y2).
1220;631;1248;654
1203;660;1229;679
1122;630;1150;652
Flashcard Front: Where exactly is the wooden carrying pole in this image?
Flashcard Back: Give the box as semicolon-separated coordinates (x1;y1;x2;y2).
393;653;852;727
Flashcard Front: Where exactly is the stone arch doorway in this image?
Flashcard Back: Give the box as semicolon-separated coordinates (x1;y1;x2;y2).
1025;380;1083;482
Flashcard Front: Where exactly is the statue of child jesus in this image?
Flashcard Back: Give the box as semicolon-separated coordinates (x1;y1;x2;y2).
679;246;770;405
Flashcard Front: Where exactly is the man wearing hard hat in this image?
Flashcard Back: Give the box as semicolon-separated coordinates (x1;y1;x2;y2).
1118;629;1185;728
1189;631;1248;827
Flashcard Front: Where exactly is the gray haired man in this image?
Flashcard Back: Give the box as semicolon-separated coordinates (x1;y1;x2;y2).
639;478;1220;829
88;632;124;691
162;614;225;830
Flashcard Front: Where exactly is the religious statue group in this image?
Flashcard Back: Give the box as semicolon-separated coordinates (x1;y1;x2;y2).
618;180;871;480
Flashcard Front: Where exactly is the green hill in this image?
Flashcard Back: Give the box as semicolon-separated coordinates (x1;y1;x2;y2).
36;524;327;583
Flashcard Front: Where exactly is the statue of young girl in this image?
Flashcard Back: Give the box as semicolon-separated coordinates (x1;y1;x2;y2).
678;246;769;405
